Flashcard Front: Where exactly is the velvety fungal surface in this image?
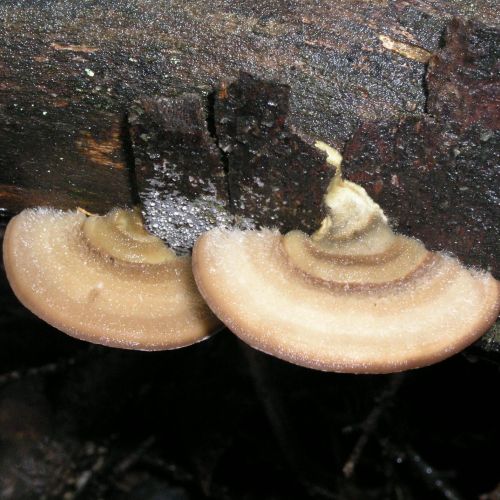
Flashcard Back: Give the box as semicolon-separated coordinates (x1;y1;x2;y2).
3;208;220;350
193;170;500;373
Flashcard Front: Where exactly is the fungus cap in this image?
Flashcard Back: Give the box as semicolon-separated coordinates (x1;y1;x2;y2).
192;148;500;373
3;208;220;350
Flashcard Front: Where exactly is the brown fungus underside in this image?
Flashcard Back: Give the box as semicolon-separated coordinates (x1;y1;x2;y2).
3;208;220;350
192;144;500;374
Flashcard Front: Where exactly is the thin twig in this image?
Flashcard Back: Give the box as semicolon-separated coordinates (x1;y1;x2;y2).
383;440;465;500
241;344;300;471
0;356;77;387
343;373;405;477
113;436;156;475
405;446;464;500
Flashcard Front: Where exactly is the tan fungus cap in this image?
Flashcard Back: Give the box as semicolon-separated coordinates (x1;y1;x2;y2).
3;208;220;350
192;144;500;373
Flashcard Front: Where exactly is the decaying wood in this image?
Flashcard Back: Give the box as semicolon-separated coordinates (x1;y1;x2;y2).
129;94;230;253
214;72;331;234
1;0;498;213
343;19;499;277
132;72;332;247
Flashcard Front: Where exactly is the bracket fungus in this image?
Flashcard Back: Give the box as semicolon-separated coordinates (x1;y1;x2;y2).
3;208;220;350
192;142;500;373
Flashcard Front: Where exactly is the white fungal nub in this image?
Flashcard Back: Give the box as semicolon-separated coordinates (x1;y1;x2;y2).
3;208;220;350
192;178;500;373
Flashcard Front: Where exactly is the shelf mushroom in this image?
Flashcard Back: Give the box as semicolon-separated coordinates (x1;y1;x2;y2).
3;208;221;350
192;142;500;373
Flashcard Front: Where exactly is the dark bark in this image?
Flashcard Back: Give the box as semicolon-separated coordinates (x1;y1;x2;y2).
129;94;230;253
343;19;499;277
1;0;497;214
214;72;331;233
